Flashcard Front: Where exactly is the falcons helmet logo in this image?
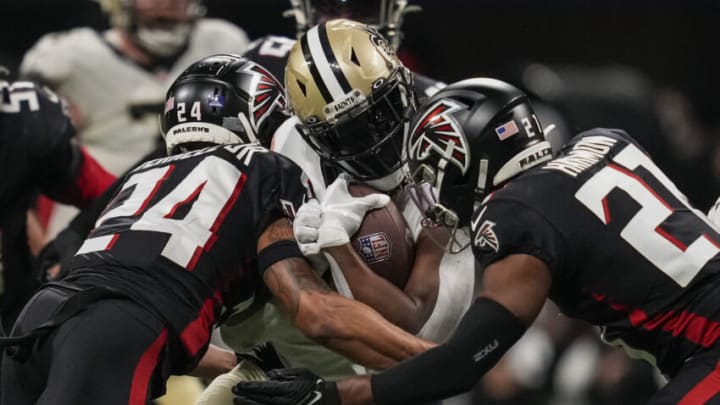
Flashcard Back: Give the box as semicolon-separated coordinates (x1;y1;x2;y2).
408;99;470;174
240;62;288;133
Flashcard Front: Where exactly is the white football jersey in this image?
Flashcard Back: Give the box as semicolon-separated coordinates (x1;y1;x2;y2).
271;117;476;343
20;20;250;175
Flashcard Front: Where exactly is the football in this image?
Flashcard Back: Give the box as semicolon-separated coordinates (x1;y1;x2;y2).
348;184;415;288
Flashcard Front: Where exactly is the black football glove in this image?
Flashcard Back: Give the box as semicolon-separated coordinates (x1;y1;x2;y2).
232;368;340;405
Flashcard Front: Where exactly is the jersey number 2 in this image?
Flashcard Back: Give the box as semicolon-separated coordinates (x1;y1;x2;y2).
576;143;720;286
77;157;246;270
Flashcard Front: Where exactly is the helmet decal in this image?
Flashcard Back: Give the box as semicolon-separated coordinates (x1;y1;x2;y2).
239;62;287;133
409;99;470;175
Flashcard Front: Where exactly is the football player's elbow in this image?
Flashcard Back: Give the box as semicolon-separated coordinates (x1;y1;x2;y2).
293;292;349;342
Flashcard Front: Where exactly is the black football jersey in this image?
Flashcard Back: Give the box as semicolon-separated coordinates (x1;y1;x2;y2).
0;81;78;325
66;143;307;367
471;128;720;376
242;35;446;101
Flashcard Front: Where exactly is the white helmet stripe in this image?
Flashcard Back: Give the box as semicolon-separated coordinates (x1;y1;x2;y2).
307;25;346;100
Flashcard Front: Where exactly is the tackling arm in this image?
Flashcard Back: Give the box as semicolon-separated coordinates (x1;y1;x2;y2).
338;253;552;404
259;218;435;371
323;226;446;334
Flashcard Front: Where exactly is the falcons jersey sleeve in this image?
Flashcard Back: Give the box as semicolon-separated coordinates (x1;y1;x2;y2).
470;197;565;273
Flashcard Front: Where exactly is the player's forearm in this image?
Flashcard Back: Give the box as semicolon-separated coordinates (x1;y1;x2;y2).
324;244;427;333
337;376;375;405
295;291;435;370
190;344;237;379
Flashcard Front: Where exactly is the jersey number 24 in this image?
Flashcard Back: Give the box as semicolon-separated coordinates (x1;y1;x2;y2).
77;156;246;270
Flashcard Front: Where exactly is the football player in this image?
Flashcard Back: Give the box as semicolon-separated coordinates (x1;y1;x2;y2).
20;0;250;176
0;55;433;405
0;78;115;332
234;79;720;405
194;20;475;405
20;0;250;244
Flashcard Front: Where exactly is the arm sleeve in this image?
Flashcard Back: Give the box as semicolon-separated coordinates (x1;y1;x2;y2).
371;297;526;404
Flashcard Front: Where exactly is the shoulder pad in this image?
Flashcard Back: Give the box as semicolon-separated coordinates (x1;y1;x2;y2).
20;28;100;85
190;19;250;54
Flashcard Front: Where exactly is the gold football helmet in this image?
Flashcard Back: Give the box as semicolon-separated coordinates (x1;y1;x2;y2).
285;19;416;188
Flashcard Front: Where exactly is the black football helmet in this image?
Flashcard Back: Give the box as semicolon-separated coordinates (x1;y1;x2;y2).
161;54;289;154
406;78;553;252
286;0;420;49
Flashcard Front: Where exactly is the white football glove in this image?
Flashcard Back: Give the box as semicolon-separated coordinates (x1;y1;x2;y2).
293;199;323;256
293;175;390;255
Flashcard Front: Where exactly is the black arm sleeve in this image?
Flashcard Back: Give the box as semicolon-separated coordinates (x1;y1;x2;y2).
371;297;526;405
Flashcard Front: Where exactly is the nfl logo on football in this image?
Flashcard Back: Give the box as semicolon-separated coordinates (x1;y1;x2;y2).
358;232;392;264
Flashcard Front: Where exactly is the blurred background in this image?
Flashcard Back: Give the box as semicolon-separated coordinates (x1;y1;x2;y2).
2;0;719;210
2;1;719;403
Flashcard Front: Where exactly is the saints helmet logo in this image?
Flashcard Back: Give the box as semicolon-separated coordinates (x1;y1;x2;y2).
240;62;288;133
408;99;470;174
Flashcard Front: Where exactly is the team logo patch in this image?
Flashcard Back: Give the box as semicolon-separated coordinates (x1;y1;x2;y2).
357;232;392;264
208;94;225;108
239;62;288;132
474;220;499;252
409;99;470;174
471;206;500;252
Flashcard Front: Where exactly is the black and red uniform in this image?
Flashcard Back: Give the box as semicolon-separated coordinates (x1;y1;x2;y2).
472;128;720;404
0;80;114;331
1;143;307;405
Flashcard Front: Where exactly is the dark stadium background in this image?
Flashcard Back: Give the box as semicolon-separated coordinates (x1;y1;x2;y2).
2;1;718;211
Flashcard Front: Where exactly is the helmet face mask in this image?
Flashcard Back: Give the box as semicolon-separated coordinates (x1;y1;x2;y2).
406;78;554;252
297;67;415;181
162;54;289;155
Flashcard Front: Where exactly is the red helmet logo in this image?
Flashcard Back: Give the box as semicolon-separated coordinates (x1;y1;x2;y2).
408;99;470;174
241;62;288;133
